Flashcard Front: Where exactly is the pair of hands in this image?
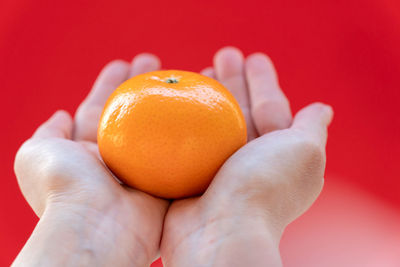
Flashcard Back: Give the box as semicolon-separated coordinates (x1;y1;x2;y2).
13;47;333;267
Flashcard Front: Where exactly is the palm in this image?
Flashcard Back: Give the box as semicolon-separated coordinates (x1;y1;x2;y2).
72;57;169;261
160;48;332;265
22;135;164;216
72;56;169;216
15;55;168;265
160;48;286;256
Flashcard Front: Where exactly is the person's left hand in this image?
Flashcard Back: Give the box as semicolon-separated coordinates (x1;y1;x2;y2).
14;54;168;267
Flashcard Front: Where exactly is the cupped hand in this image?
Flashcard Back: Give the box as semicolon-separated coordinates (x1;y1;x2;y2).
14;55;168;266
160;47;333;266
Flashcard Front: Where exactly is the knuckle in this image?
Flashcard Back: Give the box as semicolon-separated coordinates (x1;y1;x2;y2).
38;149;70;183
14;138;74;217
75;102;90;119
14;139;37;176
251;99;276;115
15;139;67;182
296;143;326;195
293;133;325;166
258;119;289;134
252;100;291;133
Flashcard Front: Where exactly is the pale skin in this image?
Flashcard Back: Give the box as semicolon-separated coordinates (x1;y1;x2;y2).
13;47;333;267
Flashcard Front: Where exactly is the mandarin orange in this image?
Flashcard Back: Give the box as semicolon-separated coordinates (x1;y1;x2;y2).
98;70;247;199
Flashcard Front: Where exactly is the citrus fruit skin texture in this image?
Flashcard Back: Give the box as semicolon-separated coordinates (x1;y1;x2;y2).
98;70;247;199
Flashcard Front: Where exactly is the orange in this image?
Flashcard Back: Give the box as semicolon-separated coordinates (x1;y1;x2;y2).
98;70;247;199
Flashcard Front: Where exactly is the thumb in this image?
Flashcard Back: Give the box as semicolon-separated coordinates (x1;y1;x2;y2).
291;103;334;147
32;110;73;139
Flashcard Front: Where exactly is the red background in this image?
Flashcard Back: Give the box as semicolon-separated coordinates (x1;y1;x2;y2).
1;0;399;266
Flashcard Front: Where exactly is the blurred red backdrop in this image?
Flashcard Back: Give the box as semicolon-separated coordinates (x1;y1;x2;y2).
1;0;399;266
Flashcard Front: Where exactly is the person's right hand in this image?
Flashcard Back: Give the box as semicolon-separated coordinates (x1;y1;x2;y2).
160;47;333;266
13;54;168;267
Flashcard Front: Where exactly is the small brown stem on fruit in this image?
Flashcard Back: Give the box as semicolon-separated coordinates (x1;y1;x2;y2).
166;78;178;83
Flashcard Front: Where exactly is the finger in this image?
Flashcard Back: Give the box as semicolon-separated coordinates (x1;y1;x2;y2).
74;60;130;142
291;103;334;147
79;140;102;160
200;67;216;79
32;110;73;139
245;53;292;135
214;46;257;140
129;53;161;77
84;60;130;106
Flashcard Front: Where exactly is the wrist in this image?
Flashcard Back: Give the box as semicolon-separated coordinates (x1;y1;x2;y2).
13;200;153;267
162;205;283;267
